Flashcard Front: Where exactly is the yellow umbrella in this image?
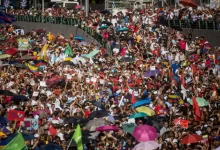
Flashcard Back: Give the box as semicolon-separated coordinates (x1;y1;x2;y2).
0;54;11;59
64;57;72;61
135;106;156;116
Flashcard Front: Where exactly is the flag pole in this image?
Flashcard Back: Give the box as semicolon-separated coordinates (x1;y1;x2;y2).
67;138;73;150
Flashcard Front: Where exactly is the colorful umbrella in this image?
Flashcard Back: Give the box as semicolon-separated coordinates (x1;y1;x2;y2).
179;0;197;7
131;99;151;108
129;112;148;119
96;125;119;131
133;141;160;150
0;54;11;59
188;97;209;107
181;134;203;144
136;106;156;116
122;124;136;134
132;125;158;142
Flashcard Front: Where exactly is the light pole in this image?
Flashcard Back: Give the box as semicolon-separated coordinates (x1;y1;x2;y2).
85;0;89;17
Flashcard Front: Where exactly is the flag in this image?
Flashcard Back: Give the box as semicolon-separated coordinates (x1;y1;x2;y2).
131;91;136;104
72;124;83;150
64;44;73;57
2;133;26;150
180;73;186;88
26;63;38;72
192;96;201;121
47;32;54;41
0;12;15;24
38;44;48;61
8;110;25;121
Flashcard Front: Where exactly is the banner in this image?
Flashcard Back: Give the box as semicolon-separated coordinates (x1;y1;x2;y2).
17;38;29;51
8;110;25;121
24;118;38;130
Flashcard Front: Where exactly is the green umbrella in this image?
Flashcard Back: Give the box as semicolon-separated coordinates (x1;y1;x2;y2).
188;97;209;107
122;124;136;134
129;112;148;119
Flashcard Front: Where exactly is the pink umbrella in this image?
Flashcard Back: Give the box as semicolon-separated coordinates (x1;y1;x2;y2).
133;141;160;150
132;125;157;142
96;125;119;131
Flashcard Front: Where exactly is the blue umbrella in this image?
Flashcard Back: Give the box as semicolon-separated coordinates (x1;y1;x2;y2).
131;99;151;108
40;143;62;150
73;36;84;41
0;116;8;124
98;26;109;30
11;95;29;102
144;69;160;77
117;27;129;32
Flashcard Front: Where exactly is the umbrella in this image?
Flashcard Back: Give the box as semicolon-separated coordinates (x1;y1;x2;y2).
101;21;112;26
8;60;21;64
117;27;129;32
86;118;108;132
11;95;29;102
40;143;62;150
129;112;148;119
21;55;35;60
89;131;100;139
64;117;89;125
135;106;156;116
13;63;26;68
122;124;136;134
131;100;151;108
62;61;75;66
179;0;197;7
4;48;17;55
74;36;84;41
133;141;160;150
120;57;135;62
144;69;160;77
188;97;209;107
88;110;109;119
0;116;8;124
0;54;11;59
181;134;203;144
100;10;110;14
98;26;109;30
96;125;119;131
132;125;158;142
0;90;15;96
82;50;99;58
85;100;105;110
46;76;63;87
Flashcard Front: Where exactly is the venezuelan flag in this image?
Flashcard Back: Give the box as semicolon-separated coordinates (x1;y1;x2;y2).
25;63;38;72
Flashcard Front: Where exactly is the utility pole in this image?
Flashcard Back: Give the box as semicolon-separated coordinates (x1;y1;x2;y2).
85;0;89;17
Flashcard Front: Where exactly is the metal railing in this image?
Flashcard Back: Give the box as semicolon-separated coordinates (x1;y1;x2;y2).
167;20;220;30
14;15;107;48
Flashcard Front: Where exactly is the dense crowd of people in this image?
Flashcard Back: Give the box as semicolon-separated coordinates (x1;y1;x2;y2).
0;4;220;150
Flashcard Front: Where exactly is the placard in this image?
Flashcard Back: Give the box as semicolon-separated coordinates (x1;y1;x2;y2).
40;81;47;87
17;38;29;51
24;118;38;130
210;0;220;8
150;66;156;70
33;91;39;97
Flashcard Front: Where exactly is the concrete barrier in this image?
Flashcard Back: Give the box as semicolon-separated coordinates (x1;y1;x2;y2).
13;21;100;45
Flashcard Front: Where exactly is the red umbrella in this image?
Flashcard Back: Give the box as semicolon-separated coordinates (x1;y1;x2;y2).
4;48;18;55
181;134;203;144
179;0;197;7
